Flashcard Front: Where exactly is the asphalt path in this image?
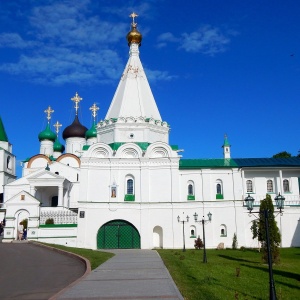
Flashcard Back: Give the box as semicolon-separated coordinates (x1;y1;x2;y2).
0;242;86;300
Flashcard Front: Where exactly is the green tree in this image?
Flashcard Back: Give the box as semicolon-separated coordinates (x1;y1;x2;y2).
232;233;238;249
250;194;281;263
272;151;292;158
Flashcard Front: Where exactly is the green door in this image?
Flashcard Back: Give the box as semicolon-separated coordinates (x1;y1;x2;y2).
97;220;140;249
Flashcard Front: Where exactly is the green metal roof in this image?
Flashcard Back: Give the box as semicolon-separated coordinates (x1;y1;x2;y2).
179;157;300;169
0;116;8;142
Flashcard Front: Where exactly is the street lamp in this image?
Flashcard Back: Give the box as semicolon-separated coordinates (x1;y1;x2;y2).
193;212;212;263
177;213;189;252
244;193;285;300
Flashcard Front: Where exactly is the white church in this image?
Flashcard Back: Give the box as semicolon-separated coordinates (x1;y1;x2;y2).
1;16;299;250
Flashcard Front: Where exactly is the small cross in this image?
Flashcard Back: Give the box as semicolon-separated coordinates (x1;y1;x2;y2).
44;106;54;122
53;121;62;136
71;92;83;115
129;12;138;25
89;103;100;120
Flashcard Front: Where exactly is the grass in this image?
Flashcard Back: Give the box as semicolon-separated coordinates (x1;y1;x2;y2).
42;243;114;270
157;248;300;300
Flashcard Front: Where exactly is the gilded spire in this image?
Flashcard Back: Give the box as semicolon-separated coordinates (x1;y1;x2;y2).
89;103;99;122
71;92;83;115
44;106;54;122
53;121;62;137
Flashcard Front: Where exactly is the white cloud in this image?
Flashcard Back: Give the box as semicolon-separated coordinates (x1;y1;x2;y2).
158;25;235;56
145;68;177;82
0;33;37;48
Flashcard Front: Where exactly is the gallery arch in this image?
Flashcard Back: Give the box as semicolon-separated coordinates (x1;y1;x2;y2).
153;226;163;248
97;220;140;249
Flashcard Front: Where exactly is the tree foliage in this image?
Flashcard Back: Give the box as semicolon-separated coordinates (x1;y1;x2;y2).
272;151;292;158
232;233;238;249
194;236;204;249
250;194;281;263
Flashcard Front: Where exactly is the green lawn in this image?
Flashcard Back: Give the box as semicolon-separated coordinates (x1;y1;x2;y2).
157;248;300;300
43;243;114;270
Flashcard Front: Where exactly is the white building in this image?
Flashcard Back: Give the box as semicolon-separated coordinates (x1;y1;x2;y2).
1;17;300;250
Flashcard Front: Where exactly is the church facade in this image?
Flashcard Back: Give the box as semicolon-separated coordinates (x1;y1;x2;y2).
1;17;299;250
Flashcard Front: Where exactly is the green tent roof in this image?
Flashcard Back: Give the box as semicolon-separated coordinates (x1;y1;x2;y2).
0;116;8;142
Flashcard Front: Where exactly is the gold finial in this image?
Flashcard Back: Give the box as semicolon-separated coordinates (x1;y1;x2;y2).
53;121;62;136
89;103;99;121
129;12;138;26
71;92;83;115
44;106;54;122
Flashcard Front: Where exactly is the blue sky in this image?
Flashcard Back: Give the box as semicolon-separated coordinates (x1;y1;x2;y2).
0;0;299;177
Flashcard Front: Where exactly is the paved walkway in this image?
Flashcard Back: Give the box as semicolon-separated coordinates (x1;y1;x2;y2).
53;249;184;300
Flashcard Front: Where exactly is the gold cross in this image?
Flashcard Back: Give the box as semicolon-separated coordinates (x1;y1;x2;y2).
53;121;62;135
71;92;83;115
89;103;99;120
44;106;54;121
129;12;138;25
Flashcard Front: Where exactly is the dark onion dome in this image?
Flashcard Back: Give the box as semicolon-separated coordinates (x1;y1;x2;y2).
38;123;56;142
62;115;88;140
53;138;65;153
85;123;97;139
126;23;142;46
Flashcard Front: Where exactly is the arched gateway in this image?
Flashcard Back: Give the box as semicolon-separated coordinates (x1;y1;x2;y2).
97;220;140;249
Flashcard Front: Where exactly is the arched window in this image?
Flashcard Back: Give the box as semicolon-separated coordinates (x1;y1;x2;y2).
216;184;222;194
188;184;194;196
187;181;195;200
125;175;135;201
283;179;290;192
216;179;223;199
7;156;11;169
190;225;196;237
267;180;273;193
246;180;253;193
127;179;134;194
220;224;227;237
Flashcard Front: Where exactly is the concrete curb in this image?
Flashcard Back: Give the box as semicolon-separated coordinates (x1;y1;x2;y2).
29;242;91;300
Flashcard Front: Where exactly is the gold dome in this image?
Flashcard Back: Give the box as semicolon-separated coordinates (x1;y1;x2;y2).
126;23;142;46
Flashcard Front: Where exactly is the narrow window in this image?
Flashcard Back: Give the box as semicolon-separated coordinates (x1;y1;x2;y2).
246;180;253;193
7;156;11;169
216;183;222;194
188;184;194;196
267;180;273;193
127;179;134;194
283;179;290;192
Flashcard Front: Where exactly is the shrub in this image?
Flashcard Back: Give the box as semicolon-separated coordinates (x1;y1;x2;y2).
45;218;54;224
194;236;204;249
232;233;238;249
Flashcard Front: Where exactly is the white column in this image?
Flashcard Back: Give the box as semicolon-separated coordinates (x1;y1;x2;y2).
58;186;63;207
30;185;36;196
279;170;283;194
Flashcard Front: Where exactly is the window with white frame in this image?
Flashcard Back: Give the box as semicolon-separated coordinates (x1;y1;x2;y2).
126;177;134;194
220;224;227;237
216;179;222;194
267;180;273;193
188;182;194;196
283;179;290;192
246;180;253;193
190;225;196;237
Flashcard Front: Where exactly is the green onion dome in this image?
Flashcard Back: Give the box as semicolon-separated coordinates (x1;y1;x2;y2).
38;123;56;141
63;115;88;140
53;138;65;153
85;123;97;139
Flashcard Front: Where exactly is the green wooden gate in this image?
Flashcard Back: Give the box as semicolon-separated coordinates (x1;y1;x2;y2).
97;220;140;249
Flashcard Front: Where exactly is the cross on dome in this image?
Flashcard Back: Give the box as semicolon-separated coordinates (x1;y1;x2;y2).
53;121;62;136
44;106;54;122
129;12;138;26
71;92;83;115
89;103;99;121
